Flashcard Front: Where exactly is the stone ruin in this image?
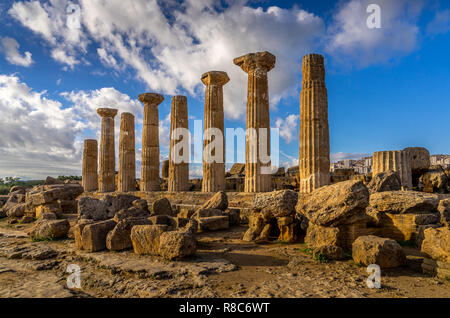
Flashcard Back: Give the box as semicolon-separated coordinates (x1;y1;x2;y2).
0;52;448;280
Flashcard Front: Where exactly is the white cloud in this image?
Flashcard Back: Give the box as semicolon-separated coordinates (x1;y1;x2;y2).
330;152;370;163
427;9;450;35
9;0;325;120
326;0;423;66
0;73;148;179
9;0;88;67
274;114;300;144
0;74;83;178
0;36;33;67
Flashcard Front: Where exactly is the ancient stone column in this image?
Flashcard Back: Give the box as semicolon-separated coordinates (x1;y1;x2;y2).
201;71;229;192
139;93;164;192
168;96;189;192
118;112;136;192
234;51;275;193
372;150;413;189
97;108;118;192
299;54;330;194
82;139;98;192
161;160;169;179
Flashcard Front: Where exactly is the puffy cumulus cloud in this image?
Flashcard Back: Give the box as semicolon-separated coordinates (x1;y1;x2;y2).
0;74;145;179
326;0;423;67
61;87;144;166
9;0;88;68
274;114;300;144
0;36;33;67
0;74;83;178
9;0;325;120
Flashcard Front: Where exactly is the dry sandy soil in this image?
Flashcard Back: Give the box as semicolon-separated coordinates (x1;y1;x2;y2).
0;218;448;298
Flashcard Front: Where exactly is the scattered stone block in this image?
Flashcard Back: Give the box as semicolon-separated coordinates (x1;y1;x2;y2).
296;180;369;227
130;225;168;255
421;227;449;263
201;191;228;211
106;217;152;251
28;219;70;240
81;219;117;252
367;171;402;193
198;216;229;232
152;198;174;216
369;191;439;214
438;199;450;227
352;235;406;268
159;222;197;260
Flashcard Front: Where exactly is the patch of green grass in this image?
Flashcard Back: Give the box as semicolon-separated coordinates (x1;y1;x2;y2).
30;236;54;242
313;252;329;264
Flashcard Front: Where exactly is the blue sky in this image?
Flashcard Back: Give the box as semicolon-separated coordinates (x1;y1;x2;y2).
0;0;449;179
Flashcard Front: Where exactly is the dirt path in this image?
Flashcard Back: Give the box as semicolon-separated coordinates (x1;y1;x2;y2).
0;220;449;298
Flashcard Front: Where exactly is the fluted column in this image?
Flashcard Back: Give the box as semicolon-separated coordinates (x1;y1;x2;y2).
97;108;118;193
82;139;98;192
168;96;189;192
234;51;275;193
201;71;229;192
299;54;330;194
139;93;164;192
161;160;169;179
118;112;135;192
372;150;412;189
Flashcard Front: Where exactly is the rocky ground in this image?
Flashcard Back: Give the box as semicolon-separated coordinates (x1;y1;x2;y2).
0;219;448;298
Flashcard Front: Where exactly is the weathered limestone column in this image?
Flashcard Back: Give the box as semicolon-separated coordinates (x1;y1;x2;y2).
97;108;118;192
372;151;412;189
139;93;164;192
201;71;229;192
118;112;136;192
234;51;275;193
82;139;98;192
161;160;169;179
299;54;330;194
168;96;189;192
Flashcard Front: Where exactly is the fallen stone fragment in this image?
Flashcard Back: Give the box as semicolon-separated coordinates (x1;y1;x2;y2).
28;219;70;240
201;191;228;211
198;216;229;232
152;198;174;216
159;221;197;260
254;190;297;218
438;199;450;227
352;235;406;268
106;217;152;251
131;224;168;255
420;227;450;263
296;180;369;227
81;219;117;252
367;171;402;193
369;191;439;214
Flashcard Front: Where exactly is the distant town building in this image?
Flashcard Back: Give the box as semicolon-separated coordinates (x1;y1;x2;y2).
430;155;450;170
330;156;372;174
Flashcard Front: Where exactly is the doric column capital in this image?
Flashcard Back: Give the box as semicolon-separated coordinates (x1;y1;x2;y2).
201;71;230;86
138;93;164;106
97;108;118;118
233;51;276;73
